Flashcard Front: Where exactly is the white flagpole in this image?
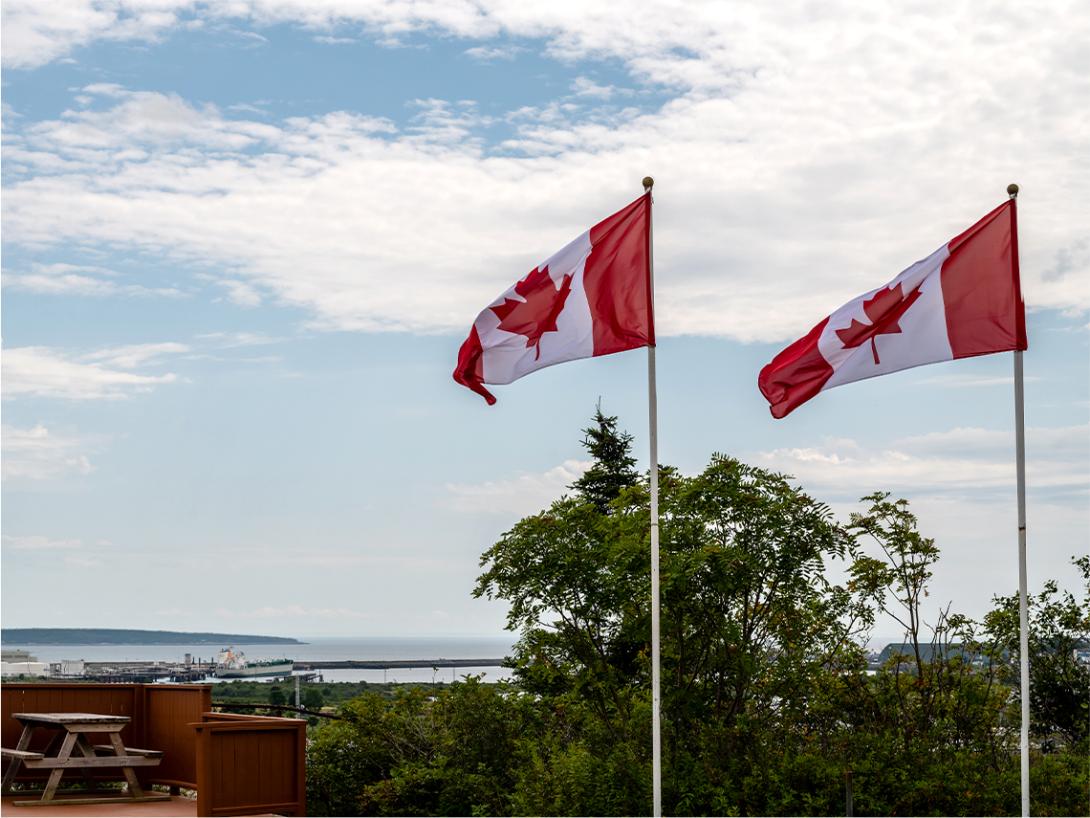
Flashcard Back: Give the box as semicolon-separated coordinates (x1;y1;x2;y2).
1015;346;1030;817
643;175;662;818
1008;182;1030;818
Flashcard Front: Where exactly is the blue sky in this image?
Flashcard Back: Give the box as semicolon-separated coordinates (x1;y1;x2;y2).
2;1;1087;640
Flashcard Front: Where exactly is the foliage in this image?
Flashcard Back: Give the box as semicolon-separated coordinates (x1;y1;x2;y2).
985;555;1090;750
307;678;532;816
570;405;640;513
305;411;1089;816
303;687;325;711
211;679;445;709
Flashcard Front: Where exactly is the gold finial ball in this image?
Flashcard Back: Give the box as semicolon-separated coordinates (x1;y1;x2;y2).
1007;183;1019;198
642;176;654;191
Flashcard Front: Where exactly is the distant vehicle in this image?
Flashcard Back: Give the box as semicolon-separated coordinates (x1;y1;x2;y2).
215;647;293;678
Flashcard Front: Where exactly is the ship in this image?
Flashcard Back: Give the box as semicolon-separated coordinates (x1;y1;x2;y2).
214;647;294;678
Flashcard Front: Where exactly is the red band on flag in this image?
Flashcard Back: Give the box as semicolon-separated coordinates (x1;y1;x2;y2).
941;199;1027;359
453;325;496;405
586;192;655;355
757;318;834;419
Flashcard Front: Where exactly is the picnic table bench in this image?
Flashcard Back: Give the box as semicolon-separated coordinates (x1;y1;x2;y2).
1;712;170;807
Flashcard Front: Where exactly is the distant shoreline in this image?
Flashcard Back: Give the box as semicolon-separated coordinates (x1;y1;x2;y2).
1;628;304;646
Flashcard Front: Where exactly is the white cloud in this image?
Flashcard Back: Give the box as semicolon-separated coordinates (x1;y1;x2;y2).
2;344;183;400
1;3;1087;342
214;278;263;307
234;29;267;45
82;342;189;369
570;76;616;99
1;1;177;69
2;534;83;550
407;97;492;145
1;424;95;481
445;459;591;515
753;424;1089;499
195;330;283;348
19;86;258;151
2;262;184;299
464;44;522;61
753;425;1088;629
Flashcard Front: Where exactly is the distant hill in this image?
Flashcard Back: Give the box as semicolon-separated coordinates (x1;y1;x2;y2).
1;628;304;646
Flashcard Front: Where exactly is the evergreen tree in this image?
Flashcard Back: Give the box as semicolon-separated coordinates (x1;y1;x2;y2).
571;403;640;512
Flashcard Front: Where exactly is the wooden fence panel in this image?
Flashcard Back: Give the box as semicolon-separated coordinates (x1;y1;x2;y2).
143;685;211;788
194;714;306;816
1;683;141;783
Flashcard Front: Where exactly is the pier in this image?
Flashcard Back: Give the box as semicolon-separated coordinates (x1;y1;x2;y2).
13;657;507;683
294;658;506;670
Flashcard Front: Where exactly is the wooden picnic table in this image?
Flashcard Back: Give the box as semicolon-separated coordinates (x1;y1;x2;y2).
1;712;169;807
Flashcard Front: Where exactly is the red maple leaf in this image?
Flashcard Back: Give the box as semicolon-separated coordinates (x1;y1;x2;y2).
491;266;573;359
835;282;923;365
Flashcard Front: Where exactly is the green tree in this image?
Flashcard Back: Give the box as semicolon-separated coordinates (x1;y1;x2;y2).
832;493;1023;814
269;685;286;707
475;414;866;814
985;555;1090;750
303;687;325;711
570;404;640;513
653;456;866;814
475;409;661;814
307;680;531;816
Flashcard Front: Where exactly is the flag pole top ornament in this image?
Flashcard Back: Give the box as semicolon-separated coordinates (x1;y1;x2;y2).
1007;183;1019;199
642;176;654;191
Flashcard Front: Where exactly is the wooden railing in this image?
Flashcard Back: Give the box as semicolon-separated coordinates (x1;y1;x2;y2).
193;713;306;817
2;683;305;815
147;684;214;787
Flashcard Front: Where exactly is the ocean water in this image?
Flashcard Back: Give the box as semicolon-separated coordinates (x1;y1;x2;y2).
2;635;518;684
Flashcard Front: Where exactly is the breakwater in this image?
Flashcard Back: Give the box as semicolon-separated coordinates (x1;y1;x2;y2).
295;658;505;670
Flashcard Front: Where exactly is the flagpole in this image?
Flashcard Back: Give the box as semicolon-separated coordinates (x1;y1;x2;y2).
1009;182;1030;818
643;175;662;818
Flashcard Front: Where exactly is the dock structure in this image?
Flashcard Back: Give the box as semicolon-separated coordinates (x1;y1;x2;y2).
294;658;506;671
54;661;215;683
11;657;508;683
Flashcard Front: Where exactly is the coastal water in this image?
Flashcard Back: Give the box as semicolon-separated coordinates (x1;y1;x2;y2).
2;635;518;684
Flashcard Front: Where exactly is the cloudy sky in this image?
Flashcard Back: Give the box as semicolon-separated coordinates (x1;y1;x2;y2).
2;0;1087;640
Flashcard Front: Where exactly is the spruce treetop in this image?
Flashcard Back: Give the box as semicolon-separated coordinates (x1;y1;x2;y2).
571;404;639;513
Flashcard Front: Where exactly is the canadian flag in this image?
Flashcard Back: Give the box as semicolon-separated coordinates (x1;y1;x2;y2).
454;193;654;404
759;200;1027;418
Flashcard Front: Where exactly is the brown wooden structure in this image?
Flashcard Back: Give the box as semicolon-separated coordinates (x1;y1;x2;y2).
193;713;306;817
1;683;305;816
3;712;169;807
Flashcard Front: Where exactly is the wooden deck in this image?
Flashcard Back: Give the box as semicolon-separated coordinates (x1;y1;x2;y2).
1;793;197;816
